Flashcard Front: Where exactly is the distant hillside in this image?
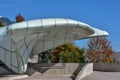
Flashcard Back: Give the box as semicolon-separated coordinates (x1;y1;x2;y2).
113;52;120;63
0;17;14;26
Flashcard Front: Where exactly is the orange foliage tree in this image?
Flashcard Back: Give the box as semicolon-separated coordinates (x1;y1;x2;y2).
86;37;114;63
15;13;25;22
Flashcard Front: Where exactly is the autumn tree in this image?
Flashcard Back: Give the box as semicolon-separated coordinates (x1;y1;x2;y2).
51;43;86;63
15;13;25;22
86;37;114;63
0;21;4;27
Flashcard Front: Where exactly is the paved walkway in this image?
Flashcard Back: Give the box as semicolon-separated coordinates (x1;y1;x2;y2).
1;63;120;80
0;65;73;80
0;66;28;80
16;75;72;80
0;75;28;80
82;71;120;80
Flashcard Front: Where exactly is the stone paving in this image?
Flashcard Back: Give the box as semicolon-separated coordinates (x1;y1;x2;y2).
0;66;28;80
1;63;120;80
0;64;74;80
16;75;72;80
0;75;28;80
82;71;120;80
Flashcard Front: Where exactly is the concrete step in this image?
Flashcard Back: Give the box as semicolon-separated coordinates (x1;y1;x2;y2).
27;63;84;76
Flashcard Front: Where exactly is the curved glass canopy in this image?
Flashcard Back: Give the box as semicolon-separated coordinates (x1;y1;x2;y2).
0;18;108;74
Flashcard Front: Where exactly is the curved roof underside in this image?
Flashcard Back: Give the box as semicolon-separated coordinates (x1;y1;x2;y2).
6;18;108;55
0;18;109;74
7;18;108;41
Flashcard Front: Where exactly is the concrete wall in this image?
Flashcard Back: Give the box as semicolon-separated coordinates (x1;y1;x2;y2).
27;63;85;76
93;63;120;72
76;63;93;80
27;63;94;80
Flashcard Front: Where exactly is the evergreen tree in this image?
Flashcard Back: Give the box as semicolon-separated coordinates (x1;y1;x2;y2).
51;43;86;63
0;21;4;27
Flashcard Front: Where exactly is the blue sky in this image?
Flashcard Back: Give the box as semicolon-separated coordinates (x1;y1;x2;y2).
0;0;120;52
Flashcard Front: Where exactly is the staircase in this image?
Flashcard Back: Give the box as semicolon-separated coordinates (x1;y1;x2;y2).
27;63;85;77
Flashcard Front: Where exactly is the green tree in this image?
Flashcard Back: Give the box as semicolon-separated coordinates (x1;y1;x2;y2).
86;37;115;63
0;21;4;27
51;43;86;63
